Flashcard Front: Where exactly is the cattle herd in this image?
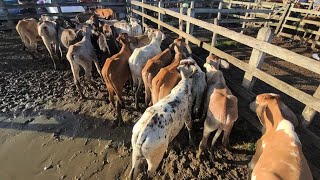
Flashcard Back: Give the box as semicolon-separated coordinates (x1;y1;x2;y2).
14;7;313;180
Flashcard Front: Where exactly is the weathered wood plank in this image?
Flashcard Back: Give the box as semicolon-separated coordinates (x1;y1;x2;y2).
278;32;320;46
194;8;273;14
219;18;270;24
275;4;290;34
286;16;320;26
242;27;274;90
282;24;320;36
158;1;164;30
302;86;320;125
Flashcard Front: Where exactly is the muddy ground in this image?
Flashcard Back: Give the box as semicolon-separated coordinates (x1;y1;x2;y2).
0;29;319;180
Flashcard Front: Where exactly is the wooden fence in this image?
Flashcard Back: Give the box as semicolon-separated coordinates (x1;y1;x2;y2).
214;0;320;48
0;0;127;29
130;0;320;126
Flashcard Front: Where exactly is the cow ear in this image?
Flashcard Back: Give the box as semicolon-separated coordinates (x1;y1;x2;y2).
169;42;175;49
249;101;257;113
256;104;267;127
220;59;230;69
161;33;166;41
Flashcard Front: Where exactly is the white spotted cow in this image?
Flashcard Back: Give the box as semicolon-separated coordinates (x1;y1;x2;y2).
129;60;197;179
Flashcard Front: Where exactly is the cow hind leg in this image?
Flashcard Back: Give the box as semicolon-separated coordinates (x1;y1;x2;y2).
146;147;166;178
69;61;85;99
222;122;234;147
42;38;56;70
144;85;151;106
197;120;213;158
116;100;123;126
107;86;115;107
184;116;194;146
211;128;223;149
83;62;98;91
134;79;142;109
93;59;102;80
129;150;143;180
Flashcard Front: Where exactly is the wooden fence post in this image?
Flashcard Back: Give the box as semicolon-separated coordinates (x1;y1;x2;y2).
0;0;15;29
217;2;223;21
186;1;195;44
141;0;145;25
211;18;219;47
275;3;291;34
241;4;250;34
242;27;274;90
179;2;184;37
311;27;320;50
302;86;320;126
158;1;164;30
264;4;275;27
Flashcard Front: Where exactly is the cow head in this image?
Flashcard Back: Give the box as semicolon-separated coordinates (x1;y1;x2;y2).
144;24;154;35
148;29;165;42
205;54;229;70
97;32;111;55
129;16;141;26
101;24;113;38
40;14;54;22
250;93;282;131
177;58;198;79
116;33;129;45
169;38;192;58
81;25;93;37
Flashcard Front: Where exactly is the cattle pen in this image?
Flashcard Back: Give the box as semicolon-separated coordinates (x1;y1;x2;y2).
0;0;320;179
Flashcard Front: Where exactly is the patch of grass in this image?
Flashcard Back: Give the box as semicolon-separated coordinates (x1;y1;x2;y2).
233;142;256;152
216;40;240;49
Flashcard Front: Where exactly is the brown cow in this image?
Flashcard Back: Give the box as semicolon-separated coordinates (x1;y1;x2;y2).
249;93;312;180
142;38;191;106
101;33;132;125
95;8;116;20
142;48;173;107
151;39;191;105
151;54;181;105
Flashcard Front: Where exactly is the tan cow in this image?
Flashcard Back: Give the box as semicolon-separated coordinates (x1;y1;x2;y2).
197;54;238;158
249;93;312;180
16;18;39;55
95;8;116;20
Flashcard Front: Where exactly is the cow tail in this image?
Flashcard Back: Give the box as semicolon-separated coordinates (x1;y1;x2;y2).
55;22;59;45
135;115;154;157
40;26;48;37
221;95;228;125
108;73;120;102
